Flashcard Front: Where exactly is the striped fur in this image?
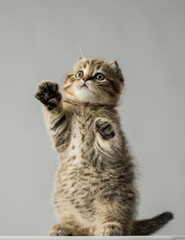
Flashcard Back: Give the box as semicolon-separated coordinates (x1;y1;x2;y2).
35;58;173;236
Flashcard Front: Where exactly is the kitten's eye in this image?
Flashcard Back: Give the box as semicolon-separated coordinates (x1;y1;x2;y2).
75;71;84;79
95;73;105;80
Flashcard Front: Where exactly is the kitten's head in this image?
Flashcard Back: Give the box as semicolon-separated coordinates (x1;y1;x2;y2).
63;58;124;106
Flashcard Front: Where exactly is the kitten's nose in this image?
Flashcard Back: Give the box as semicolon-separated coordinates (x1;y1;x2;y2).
83;75;92;82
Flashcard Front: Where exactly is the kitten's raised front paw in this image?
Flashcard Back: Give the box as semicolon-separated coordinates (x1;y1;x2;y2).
35;81;61;110
50;224;73;236
96;120;115;140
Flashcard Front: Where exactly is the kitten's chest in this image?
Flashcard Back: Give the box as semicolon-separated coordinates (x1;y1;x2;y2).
71;108;96;151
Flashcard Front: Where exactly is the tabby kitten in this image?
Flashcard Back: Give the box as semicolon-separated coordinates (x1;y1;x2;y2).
35;58;173;236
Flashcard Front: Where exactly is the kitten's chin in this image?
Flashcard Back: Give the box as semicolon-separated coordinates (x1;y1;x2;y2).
75;87;97;102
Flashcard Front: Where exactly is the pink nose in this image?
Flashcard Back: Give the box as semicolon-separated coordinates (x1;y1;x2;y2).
83;75;92;82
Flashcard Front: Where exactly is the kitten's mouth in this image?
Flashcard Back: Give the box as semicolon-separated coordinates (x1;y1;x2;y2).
81;84;89;89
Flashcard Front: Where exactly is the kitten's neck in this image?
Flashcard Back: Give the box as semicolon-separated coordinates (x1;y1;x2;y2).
63;98;116;109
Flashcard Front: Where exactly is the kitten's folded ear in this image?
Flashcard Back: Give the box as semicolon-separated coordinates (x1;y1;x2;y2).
110;61;124;83
110;61;119;70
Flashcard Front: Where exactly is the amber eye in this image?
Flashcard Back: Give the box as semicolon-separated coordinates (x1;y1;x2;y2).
95;73;105;80
75;71;84;79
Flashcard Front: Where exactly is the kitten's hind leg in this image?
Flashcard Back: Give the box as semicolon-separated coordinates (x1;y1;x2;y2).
101;223;123;236
97;200;135;236
50;223;89;236
50;223;73;236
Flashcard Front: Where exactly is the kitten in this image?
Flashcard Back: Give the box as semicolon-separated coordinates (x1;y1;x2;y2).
35;58;173;236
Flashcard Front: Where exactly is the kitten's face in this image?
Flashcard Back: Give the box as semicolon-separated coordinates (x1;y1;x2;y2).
63;58;124;106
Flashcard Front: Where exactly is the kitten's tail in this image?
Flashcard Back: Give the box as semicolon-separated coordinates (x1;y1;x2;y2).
131;211;174;235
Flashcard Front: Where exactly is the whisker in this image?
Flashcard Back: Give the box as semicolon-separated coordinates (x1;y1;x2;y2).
76;40;84;58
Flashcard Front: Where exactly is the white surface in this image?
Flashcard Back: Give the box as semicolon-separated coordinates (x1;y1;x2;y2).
0;236;185;240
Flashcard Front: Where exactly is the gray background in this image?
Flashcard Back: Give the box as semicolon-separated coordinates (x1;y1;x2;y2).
0;0;185;236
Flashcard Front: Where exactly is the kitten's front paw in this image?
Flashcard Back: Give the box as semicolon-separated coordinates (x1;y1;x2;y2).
50;224;73;236
96;120;115;140
35;81;61;110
